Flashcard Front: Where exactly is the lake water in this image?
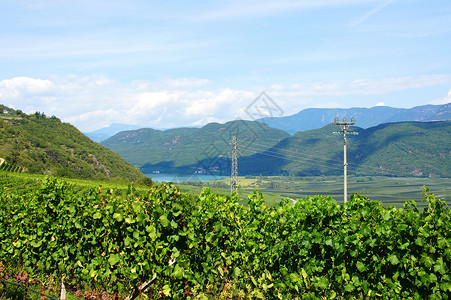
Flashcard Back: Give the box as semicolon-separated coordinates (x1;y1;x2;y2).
145;173;227;183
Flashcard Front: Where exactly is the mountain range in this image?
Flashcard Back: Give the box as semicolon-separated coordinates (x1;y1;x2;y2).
84;123;143;143
101;120;291;174
1;102;450;180
86;103;451;141
101;119;451;178
258;103;451;134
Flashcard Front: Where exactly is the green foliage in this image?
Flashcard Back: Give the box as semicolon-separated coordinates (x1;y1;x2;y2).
102;120;451;177
0;106;146;182
101;120;291;174
0;281;27;300
282;121;451;177
0;161;23;173
1;176;450;298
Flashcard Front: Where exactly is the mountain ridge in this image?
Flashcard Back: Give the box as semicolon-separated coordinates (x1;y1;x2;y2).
101;118;451;178
101;120;291;173
258;103;451;134
84;123;144;143
86;103;450;142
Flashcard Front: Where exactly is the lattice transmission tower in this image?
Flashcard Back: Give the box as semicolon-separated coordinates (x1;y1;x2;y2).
230;135;238;195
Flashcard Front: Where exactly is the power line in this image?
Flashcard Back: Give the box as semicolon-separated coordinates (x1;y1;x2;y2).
134;137;408;177
246;142;346;169
136;133;396;175
334;117;358;203
244;144;345;172
249;140;412;176
131;125;409;177
242;143;414;178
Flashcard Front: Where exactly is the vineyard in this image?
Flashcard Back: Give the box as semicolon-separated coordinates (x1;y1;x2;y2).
1;176;450;299
0;160;23;173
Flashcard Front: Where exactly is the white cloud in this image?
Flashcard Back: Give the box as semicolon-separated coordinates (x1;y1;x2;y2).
320;102;341;108
68;109;119;121
0;75;257;131
0;77;55;96
375;102;386;106
255;75;451;113
163;78;212;89
1;74;449;132
430;89;451;105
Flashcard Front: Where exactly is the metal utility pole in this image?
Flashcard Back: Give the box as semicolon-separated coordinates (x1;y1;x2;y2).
230;136;238;194
334;117;358;203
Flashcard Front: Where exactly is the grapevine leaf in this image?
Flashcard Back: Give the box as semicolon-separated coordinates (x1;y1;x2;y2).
388;254;400;265
356;261;366;272
108;254;120;266
113;212;123;222
345;283;355;292
162;284;171;297
159;214;169;227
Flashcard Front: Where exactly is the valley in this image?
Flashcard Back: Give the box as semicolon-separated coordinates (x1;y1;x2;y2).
1;103;450;298
176;175;451;208
102;120;451;178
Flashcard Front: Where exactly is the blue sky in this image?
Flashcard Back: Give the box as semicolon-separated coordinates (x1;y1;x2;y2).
1;0;450;131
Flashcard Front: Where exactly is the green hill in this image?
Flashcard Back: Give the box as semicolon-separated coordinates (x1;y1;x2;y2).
101;120;291;175
0;105;147;182
271;121;450;177
349;121;451;177
102;119;451;178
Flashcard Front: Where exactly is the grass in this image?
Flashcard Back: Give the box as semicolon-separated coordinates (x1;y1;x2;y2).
0;170;152;197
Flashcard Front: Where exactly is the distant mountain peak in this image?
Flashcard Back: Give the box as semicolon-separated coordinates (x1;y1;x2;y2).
258;103;450;134
84;123;143;143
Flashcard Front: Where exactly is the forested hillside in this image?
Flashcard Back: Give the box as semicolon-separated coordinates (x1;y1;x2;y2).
102;120;291;174
270;121;451;177
102;120;451;177
0;105;147;182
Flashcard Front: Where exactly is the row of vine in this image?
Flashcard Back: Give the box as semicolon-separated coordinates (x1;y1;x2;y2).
0;177;450;299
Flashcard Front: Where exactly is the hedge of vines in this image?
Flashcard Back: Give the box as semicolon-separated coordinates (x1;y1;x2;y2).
0;177;450;299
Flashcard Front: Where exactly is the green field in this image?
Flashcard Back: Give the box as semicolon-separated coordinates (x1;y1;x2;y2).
2;169;449;210
3;171;449;209
0;170;151;197
178;175;451;208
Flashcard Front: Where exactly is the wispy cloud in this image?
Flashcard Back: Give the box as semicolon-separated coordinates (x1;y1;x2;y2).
350;0;395;27
185;0;376;22
1;0;450;129
267;75;451;97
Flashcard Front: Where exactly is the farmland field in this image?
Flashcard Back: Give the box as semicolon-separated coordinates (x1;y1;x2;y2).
178;175;451;208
